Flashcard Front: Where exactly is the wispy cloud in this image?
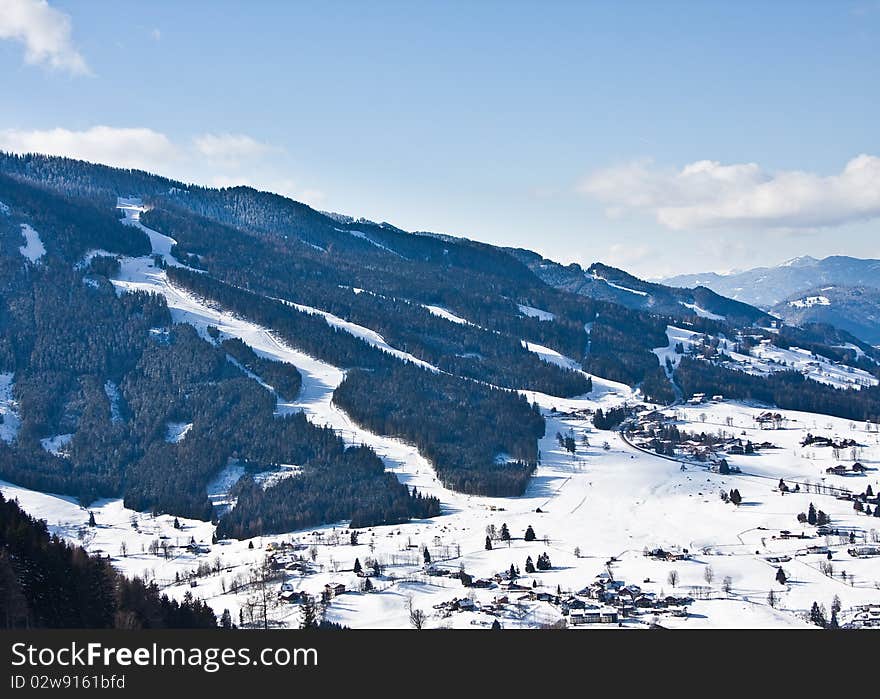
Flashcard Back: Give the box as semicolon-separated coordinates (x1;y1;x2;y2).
0;0;89;75
579;155;880;232
0;124;323;205
0;126;177;170
193;133;277;162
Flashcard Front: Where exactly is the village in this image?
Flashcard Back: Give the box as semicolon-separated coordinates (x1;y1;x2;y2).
5;370;880;629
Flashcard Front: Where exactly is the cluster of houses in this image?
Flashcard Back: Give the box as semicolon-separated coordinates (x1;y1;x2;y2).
644;546;691;562
754;411;785;429
801;434;859;450
847;604;880;628
626;411;775;465
825;463;868;476
277;581;346;604
429;567;694;627
686;393;724;405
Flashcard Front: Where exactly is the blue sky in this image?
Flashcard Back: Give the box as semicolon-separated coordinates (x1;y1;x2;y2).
1;0;878;277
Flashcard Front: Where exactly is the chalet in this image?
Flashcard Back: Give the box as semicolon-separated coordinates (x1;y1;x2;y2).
826;465;850;476
324;582;346;598
765;555;792;563
471;578;496;589
848;545;880;558
530;591;556;603
687;393;706;405
456;597;476;611
802;545;830;555
500;581;531;592
568;605;618;625
279;590;306;603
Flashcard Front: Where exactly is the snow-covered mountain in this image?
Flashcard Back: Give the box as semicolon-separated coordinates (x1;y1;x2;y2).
772;286;880;346
3;153;880;631
663;255;880;309
664;256;880;345
510;250;770;326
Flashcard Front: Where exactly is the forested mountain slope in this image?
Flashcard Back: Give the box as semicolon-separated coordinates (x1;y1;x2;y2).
1;152;879;541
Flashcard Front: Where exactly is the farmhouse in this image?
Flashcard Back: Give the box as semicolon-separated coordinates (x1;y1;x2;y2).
323;582;346;598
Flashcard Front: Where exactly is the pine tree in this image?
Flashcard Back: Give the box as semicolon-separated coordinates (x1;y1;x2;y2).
525;556;535;574
485;536;492;551
88;511;96;527
807;503;817;525
524;525;536;542
220;609;233;629
809;601;827;628
423;548;431;564
353;558;362;574
776;567;787;585
829;609;839;629
300;595;318;629
500;523;511;542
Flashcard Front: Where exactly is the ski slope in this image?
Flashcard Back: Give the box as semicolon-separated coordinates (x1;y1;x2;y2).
4;196;880;629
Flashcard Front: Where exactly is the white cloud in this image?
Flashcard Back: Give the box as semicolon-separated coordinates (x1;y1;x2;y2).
579;155;880;231
0;0;89;75
0;126;179;171
193;133;276;162
0;124;323;205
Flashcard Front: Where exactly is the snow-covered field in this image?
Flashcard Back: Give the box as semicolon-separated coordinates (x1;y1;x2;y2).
3;197;880;629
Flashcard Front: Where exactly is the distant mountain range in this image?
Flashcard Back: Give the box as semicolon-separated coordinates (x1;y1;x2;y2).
664;256;880;345
509;250;770;326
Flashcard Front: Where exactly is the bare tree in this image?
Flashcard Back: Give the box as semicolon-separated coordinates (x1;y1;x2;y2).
406;595;427;630
703;566;714;585
722;576;733;596
667;569;679;587
248;556;281;630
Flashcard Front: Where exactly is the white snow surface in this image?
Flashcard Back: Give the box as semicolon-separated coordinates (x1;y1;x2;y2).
518;304;556;321
680;302;724;320
0;373;20;443
275;298;439;372
423;304;472;325
40;433;74;456
104;380;124;423
521;340;582;372
789;295;831;308
338;228;404;258
18;224;46;262
165;422;193;443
